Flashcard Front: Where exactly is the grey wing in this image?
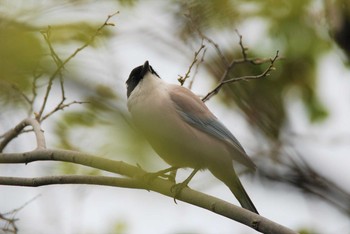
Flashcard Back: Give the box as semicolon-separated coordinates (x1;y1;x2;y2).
179;111;246;153
169;86;256;169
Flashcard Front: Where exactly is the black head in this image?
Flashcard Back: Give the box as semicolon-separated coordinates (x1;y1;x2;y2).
126;61;159;98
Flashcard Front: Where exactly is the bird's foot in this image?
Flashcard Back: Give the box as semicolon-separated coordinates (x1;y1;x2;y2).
140;166;178;184
170;181;189;204
170;168;200;204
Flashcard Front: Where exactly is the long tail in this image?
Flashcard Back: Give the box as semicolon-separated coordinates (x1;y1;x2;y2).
228;174;259;214
209;167;259;214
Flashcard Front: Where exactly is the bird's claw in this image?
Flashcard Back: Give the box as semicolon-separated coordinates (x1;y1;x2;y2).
170;182;188;204
143;172;167;184
140;166;178;184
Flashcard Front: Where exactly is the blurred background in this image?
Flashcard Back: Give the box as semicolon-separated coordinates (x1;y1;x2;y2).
1;0;350;233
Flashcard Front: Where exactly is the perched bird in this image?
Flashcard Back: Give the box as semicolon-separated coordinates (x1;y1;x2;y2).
126;61;259;214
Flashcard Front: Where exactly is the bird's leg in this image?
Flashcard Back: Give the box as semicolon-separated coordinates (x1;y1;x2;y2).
143;166;178;183
168;169;177;183
171;168;199;203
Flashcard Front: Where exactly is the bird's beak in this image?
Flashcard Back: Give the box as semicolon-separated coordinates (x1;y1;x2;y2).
141;61;150;77
143;60;149;69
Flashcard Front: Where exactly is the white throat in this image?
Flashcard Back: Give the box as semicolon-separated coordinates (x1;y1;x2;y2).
127;72;167;111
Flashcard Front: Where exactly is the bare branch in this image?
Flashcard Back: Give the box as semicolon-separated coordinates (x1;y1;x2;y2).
41;26;66;107
0;175;142;189
10;84;31;106
202;50;279;102
1;194;40;234
178;41;206;86
188;47;207;90
185;11;230;67
0;118;46;152
0;149;297;234
185;11;280;102
3;195;41;216
40;100;88;122
0;213;18;234
41;26;64;67
36;11;119;122
235;29;248;61
27;72;42;116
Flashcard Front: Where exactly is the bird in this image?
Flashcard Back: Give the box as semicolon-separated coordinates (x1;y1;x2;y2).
126;61;259;214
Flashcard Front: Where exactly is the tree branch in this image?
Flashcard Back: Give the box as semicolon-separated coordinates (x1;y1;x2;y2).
0;175;142;189
40;100;88;122
1;194;40;234
0;149;296;234
0;118;46;152
36;11;119;122
188;46;207;90
202;50;279;102
235;29;248;61
178;41;206;86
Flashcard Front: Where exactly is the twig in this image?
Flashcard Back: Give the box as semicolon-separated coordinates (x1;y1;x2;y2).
0;194;40;234
188;47;207;90
28;72;42;116
41;26;66;116
41;100;88;122
202;50;279;102
185;11;229;67
178;41;206;86
0;149;297;234
185;11;281;101
10;84;31;106
0;213;18;234
36;11;119;122
235;29;248;61
0;118;46;152
41;26;63;68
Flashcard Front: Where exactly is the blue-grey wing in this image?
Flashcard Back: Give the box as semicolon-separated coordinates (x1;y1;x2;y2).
179;111;246;153
169;86;256;169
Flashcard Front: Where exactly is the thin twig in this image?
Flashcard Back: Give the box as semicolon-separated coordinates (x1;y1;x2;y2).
10;84;31;106
203;33;230;67
202;50;279;102
178;41;206;86
185;10;281;102
41;26;63;67
185;11;229;67
41;101;88;122
0;213;18;234
2;194;41;216
188;47;207;90
28;72;42;116
36;11;119;122
235;29;248;61
0;118;46;152
41;26;67;114
0;194;40;234
215;31;273;85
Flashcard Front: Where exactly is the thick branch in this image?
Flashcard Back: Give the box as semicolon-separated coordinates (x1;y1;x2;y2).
0;118;46;152
0;149;296;234
0;175;142;189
